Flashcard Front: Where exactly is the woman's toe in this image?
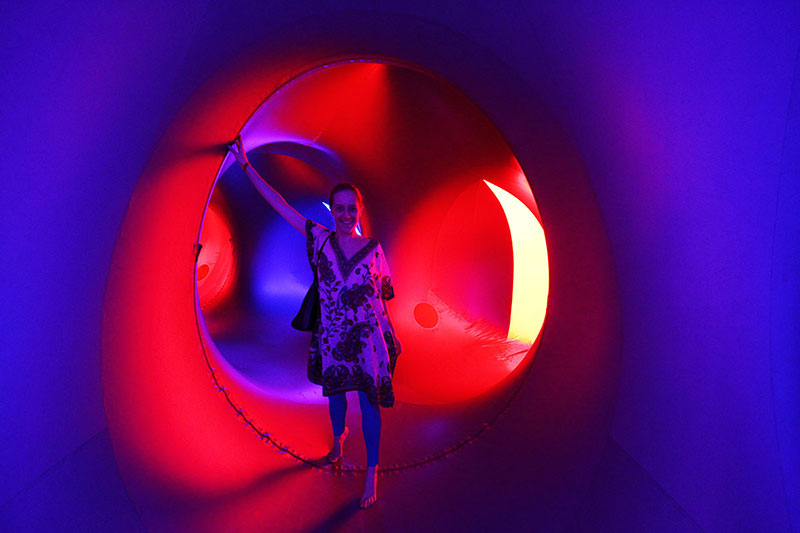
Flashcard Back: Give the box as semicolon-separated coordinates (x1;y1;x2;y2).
359;495;376;509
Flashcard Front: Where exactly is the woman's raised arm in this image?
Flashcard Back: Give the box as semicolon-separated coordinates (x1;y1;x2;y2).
227;136;307;235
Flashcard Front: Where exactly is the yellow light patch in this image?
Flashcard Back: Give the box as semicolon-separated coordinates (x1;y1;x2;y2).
484;180;549;344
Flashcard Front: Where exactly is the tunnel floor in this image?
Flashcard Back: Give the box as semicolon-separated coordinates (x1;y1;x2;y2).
0;428;700;532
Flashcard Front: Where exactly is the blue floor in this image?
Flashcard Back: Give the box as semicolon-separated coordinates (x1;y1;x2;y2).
1;429;702;532
0;430;144;532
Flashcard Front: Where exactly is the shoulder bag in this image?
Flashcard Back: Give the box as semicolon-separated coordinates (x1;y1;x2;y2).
291;232;330;331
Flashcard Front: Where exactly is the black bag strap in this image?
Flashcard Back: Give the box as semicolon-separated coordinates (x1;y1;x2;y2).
313;232;331;277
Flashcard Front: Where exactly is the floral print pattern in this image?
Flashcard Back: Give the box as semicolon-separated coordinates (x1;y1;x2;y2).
305;219;401;407
381;276;394;300
339;283;374;311
317;254;335;285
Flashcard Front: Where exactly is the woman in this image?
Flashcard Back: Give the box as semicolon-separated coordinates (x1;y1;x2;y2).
228;136;401;509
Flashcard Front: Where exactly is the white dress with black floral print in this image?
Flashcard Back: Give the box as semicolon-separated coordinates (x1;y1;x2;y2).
305;219;401;407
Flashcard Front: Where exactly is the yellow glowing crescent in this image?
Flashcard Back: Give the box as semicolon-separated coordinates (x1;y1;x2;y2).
484;180;549;344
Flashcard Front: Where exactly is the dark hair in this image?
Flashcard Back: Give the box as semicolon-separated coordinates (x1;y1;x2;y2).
328;183;363;207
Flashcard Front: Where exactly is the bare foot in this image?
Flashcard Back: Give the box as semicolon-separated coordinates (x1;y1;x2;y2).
327;427;349;463
359;465;377;509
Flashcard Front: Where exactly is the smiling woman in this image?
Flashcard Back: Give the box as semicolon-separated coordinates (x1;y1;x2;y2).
228;127;400;507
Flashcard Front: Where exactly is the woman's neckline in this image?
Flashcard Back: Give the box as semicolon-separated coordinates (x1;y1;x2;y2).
331;231;375;266
332;232;373;262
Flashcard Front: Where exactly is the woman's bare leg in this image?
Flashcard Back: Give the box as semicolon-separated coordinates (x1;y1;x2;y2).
327;392;348;463
361;465;377;509
357;391;380;508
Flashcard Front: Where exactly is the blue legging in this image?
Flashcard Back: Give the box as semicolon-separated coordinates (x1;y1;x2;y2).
328;391;381;466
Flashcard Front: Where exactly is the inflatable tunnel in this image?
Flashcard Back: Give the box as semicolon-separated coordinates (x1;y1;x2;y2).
2;3;798;532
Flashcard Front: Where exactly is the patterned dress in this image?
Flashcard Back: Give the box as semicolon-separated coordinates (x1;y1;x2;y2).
305;219;401;407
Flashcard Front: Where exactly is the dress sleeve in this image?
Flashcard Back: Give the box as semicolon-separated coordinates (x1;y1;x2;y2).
376;243;395;301
305;219;329;267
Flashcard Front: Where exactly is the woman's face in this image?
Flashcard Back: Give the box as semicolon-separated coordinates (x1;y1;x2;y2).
331;189;362;235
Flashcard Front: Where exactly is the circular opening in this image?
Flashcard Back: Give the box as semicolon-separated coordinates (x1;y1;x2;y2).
198;57;549;467
413;302;439;328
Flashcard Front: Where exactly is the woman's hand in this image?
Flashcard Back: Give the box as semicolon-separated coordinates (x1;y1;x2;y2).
227;134;307;234
228;135;249;168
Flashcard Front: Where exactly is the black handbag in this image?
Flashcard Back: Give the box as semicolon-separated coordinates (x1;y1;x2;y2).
291;233;330;331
